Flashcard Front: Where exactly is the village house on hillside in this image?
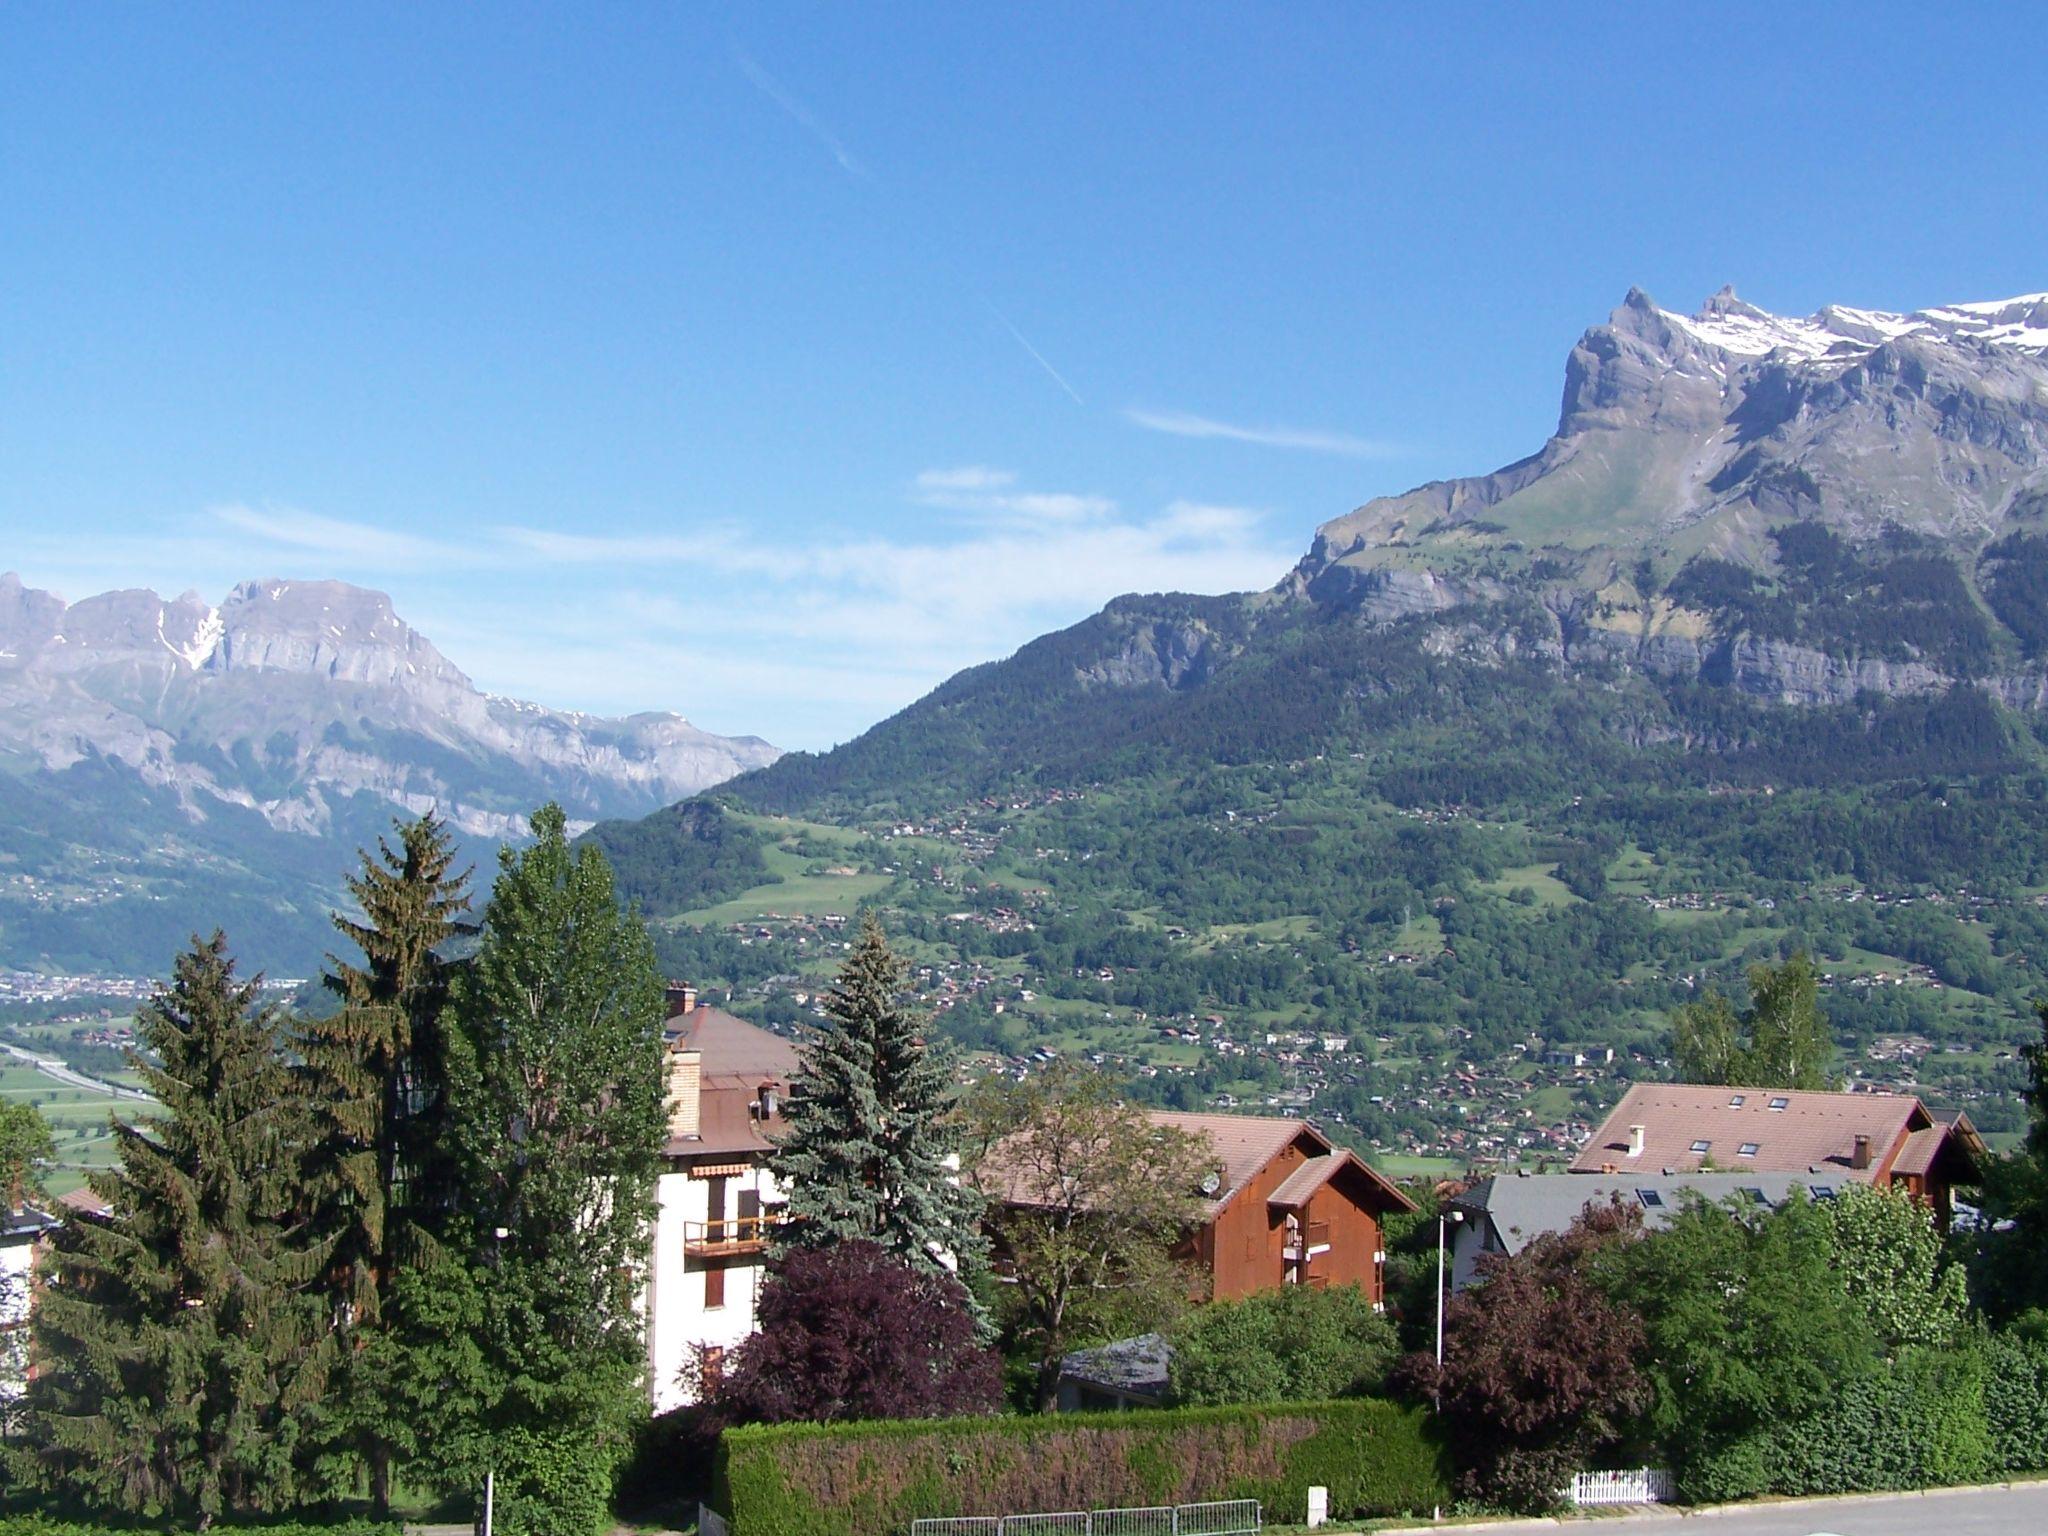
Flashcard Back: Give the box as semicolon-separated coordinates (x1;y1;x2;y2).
985;1110;1416;1304
1570;1083;1983;1224
1446;1170;1815;1292
644;984;797;1413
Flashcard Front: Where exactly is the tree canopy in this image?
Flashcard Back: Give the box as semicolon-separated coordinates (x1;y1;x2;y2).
1672;951;1835;1089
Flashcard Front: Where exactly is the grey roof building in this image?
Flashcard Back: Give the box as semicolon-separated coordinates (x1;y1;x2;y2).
1444;1171;1823;1292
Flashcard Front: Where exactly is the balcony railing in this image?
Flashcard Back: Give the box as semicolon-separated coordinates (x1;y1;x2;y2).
1282;1221;1331;1262
683;1212;782;1257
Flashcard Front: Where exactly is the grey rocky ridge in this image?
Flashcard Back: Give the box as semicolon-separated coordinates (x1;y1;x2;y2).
1282;287;2048;706
0;575;778;973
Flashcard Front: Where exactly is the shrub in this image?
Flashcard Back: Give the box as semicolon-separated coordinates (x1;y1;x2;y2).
1983;1331;2048;1473
1686;1346;1995;1501
715;1398;1447;1536
706;1241;1000;1424
1168;1284;1397;1405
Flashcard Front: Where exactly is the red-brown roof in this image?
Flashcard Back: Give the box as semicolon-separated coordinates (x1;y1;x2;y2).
665;1004;800;1077
1572;1083;1936;1179
1145;1111;1317;1211
57;1186;112;1219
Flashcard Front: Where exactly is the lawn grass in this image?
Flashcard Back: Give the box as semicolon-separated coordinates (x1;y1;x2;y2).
1;1063;140;1197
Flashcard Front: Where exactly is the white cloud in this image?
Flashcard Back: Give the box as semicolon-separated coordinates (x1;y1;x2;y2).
19;477;1302;750
1125;407;1400;458
912;466;1117;523
212;504;471;565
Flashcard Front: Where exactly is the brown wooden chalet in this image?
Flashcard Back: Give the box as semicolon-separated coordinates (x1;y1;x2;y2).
1572;1083;1983;1224
986;1109;1416;1304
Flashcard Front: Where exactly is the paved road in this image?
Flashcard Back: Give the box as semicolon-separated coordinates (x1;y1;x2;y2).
1390;1482;2048;1536
0;1039;152;1101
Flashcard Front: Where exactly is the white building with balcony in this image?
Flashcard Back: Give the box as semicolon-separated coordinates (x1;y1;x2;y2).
645;986;799;1413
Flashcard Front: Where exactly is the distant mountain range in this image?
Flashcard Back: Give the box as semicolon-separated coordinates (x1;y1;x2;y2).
588;287;2048;1155
674;285;2048;819
0;576;777;975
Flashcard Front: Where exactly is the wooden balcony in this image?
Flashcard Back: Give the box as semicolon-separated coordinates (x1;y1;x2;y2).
684;1212;781;1258
1283;1220;1331;1262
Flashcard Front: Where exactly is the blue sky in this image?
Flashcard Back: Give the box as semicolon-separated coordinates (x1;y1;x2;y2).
5;3;2045;750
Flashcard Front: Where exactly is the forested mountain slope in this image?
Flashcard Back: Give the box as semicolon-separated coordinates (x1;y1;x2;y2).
596;287;2048;1163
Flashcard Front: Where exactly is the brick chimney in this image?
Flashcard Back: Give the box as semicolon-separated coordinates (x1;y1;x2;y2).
1628;1124;1646;1159
665;981;698;1021
1852;1133;1872;1171
667;1044;702;1141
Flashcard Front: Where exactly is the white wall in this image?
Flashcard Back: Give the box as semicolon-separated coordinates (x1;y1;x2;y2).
0;1237;37;1410
645;1164;782;1413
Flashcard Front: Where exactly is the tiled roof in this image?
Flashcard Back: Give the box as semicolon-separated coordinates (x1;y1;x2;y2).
979;1109;1316;1213
1267;1152;1346;1210
1890;1125;1947;1178
1145;1111;1320;1212
665;1077;789;1160
1572;1084;1929;1178
664;1005;800;1078
1452;1171;1821;1256
1;1203;58;1241
57;1186;111;1220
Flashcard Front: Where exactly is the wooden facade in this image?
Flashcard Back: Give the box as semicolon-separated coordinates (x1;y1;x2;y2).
1181;1127;1411;1301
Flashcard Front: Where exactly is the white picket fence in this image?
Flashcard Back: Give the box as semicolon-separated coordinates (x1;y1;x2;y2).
1565;1468;1674;1506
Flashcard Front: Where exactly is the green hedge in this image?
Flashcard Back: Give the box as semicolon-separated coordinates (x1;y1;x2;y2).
715;1399;1447;1536
1680;1345;1999;1503
0;1522;399;1536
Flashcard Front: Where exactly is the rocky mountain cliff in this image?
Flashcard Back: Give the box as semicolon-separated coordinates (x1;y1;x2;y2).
1284;287;2048;706
0;575;779;840
697;286;2048;821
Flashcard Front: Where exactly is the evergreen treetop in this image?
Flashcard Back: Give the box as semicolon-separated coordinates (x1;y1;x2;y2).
23;932;337;1527
772;912;984;1281
300;810;473;1515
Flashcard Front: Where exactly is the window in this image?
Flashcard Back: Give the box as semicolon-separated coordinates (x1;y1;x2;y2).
1739;1187;1768;1204
1738;1142;1760;1157
1768;1097;1790;1111
1728;1094;1746;1107
704;1262;726;1310
702;1345;725;1391
1810;1184;1837;1200
1689;1139;1712;1155
1636;1189;1665;1208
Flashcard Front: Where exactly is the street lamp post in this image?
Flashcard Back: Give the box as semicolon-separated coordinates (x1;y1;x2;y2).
1433;1207;1464;1525
1435;1208;1464;1373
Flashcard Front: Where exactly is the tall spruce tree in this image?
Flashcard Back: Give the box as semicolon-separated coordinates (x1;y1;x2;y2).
773;912;983;1280
439;804;666;1536
300;811;471;1515
23;933;336;1528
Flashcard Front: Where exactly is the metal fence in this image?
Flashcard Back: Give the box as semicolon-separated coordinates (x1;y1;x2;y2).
913;1499;1260;1536
1565;1468;1674;1507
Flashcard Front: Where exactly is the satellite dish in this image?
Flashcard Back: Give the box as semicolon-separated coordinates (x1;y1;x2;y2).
1200;1170;1223;1197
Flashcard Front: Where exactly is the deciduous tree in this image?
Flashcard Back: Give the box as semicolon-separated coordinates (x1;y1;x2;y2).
440;804;667;1536
1816;1183;1967;1351
966;1062;1209;1412
1399;1200;1649;1511
1672;952;1833;1089
702;1240;999;1424
1169;1282;1397;1405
